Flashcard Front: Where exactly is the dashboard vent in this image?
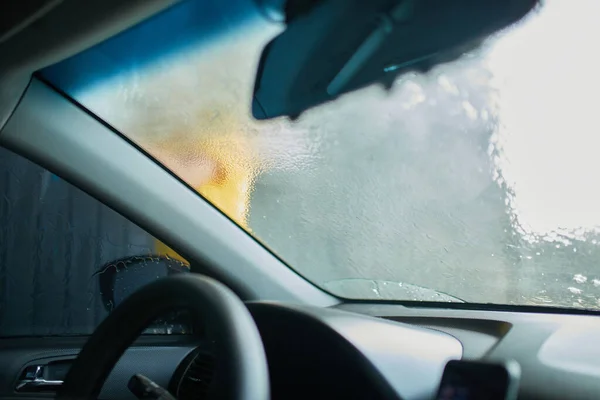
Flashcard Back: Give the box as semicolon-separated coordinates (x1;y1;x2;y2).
176;352;215;400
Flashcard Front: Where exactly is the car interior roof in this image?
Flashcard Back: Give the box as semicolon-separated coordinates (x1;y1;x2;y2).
0;0;180;130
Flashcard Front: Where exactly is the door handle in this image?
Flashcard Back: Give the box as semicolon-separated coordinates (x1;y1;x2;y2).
15;365;63;392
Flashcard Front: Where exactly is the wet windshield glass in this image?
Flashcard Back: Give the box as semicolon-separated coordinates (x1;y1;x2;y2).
41;0;600;309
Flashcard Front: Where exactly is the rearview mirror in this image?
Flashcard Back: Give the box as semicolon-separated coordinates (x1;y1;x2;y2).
252;0;538;119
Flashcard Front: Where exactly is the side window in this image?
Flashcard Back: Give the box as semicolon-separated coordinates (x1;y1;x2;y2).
0;147;186;337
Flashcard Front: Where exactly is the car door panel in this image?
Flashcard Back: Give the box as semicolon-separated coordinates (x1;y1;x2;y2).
0;337;198;400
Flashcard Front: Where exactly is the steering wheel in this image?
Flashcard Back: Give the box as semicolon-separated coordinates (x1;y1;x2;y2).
56;274;270;400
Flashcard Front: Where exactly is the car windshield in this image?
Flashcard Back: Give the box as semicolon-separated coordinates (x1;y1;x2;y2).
41;0;600;309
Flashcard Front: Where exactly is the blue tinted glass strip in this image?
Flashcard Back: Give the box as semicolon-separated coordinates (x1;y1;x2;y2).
40;0;260;96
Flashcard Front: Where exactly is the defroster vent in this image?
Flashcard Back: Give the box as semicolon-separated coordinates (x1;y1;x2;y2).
171;350;215;400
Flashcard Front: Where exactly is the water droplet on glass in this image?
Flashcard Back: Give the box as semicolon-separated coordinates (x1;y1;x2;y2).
573;274;587;284
568;287;583;295
593;279;600;287
462;101;478;120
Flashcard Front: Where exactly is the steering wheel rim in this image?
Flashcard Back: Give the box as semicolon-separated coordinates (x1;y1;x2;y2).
57;274;270;400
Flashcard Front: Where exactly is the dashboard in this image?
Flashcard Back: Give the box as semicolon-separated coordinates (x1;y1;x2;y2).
1;302;600;399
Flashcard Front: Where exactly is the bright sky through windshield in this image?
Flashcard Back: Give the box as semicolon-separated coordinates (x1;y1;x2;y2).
43;0;600;309
488;0;600;241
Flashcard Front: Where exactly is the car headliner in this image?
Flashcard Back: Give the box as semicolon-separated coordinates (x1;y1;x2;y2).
0;0;181;131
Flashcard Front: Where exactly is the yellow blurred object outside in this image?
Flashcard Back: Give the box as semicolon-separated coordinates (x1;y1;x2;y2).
75;26;279;266
150;110;260;265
